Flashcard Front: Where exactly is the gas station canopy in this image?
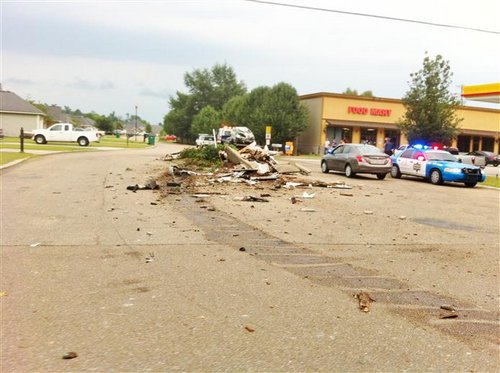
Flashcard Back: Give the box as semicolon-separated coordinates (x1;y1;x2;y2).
461;83;500;104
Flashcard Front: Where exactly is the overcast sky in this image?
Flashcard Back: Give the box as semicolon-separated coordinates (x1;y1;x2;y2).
2;0;499;125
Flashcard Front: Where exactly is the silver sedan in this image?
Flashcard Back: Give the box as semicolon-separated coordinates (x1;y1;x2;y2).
321;143;392;179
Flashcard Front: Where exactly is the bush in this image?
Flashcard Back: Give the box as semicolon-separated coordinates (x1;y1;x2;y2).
179;144;225;168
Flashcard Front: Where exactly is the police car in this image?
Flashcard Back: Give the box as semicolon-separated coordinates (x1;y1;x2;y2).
390;145;485;187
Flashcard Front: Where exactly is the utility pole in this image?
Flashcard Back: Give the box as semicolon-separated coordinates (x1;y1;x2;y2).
135;105;138;142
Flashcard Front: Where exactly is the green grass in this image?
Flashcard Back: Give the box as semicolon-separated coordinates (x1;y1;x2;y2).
94;135;150;148
0;152;35;166
482;176;500;188
0;135;150;149
0;142;95;152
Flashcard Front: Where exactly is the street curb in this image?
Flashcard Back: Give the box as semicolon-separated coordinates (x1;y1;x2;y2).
0;158;29;170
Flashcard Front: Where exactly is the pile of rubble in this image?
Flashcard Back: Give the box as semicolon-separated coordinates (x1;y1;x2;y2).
159;144;352;193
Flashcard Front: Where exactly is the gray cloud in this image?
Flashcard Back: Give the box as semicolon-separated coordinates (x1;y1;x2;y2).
5;77;36;86
140;88;171;99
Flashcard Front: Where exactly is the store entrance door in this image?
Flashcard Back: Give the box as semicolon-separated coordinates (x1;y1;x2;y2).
384;129;401;148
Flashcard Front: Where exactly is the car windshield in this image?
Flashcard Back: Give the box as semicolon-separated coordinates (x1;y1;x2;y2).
425;151;457;162
356;145;384;155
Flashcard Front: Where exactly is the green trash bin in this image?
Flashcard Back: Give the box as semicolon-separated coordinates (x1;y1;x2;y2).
115;133;120;138
148;135;156;145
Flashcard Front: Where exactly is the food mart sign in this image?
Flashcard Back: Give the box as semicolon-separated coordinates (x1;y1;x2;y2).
348;106;392;117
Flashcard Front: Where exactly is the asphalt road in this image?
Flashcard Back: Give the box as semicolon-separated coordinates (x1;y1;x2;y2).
1;143;499;372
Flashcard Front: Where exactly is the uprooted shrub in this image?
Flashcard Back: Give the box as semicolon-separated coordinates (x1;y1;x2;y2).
178;145;226;169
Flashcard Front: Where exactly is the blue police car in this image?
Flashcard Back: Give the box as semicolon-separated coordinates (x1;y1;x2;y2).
390;146;485;187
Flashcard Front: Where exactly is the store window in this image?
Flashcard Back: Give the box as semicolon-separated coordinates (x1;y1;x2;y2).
457;135;471;152
340;127;352;143
472;136;480;151
482;137;494;152
360;128;376;145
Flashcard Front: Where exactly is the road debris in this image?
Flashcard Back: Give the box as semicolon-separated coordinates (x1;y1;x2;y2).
30;242;41;247
439;305;458;319
300;208;316;212
364;211;374;215
234;196;269;202
355;292;375;312
62;352;78;360
127;179;159;192
340;192;354;197
145;252;155;263
244;325;255;332
298;191;315;199
439;313;458;319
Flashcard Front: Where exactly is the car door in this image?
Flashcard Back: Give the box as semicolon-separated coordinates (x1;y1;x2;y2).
408;151;427;177
328;145;344;171
397;149;414;174
46;124;64;141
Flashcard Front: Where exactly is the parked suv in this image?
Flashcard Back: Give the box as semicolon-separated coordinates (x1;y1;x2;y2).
195;134;215;147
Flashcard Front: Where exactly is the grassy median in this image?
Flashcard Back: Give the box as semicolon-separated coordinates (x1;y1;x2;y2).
483;176;500;188
0;135;151;150
0;152;35;166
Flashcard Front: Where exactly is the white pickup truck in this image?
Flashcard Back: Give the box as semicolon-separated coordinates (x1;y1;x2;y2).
32;123;100;146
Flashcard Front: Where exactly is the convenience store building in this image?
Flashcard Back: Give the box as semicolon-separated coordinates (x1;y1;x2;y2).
298;89;500;155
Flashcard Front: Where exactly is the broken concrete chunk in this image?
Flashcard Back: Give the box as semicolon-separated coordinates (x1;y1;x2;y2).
225;145;257;170
356;292;375;312
272;163;302;174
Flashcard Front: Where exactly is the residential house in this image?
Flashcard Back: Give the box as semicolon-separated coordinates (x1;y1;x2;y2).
0;89;46;136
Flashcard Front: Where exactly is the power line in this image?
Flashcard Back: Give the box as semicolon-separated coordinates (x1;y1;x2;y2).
243;0;500;35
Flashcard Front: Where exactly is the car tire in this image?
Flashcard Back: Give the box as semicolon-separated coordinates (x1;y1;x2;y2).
390;165;401;178
429;169;443;185
321;161;329;173
464;181;477;187
34;135;46;144
376;173;387;180
78;137;89;147
345;164;355;178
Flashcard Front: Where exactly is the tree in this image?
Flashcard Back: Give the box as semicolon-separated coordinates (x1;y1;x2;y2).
164;92;195;141
191;106;221;135
145;123;153;134
227;83;308;145
95;115;114;133
221;95;245;126
342;88;373;97
164;63;246;142
343;88;359;96
259;83;309;145
398;54;461;145
184;63;246;111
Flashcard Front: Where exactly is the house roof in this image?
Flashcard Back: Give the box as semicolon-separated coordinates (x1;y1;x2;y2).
45;105;72;122
0;90;45;115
